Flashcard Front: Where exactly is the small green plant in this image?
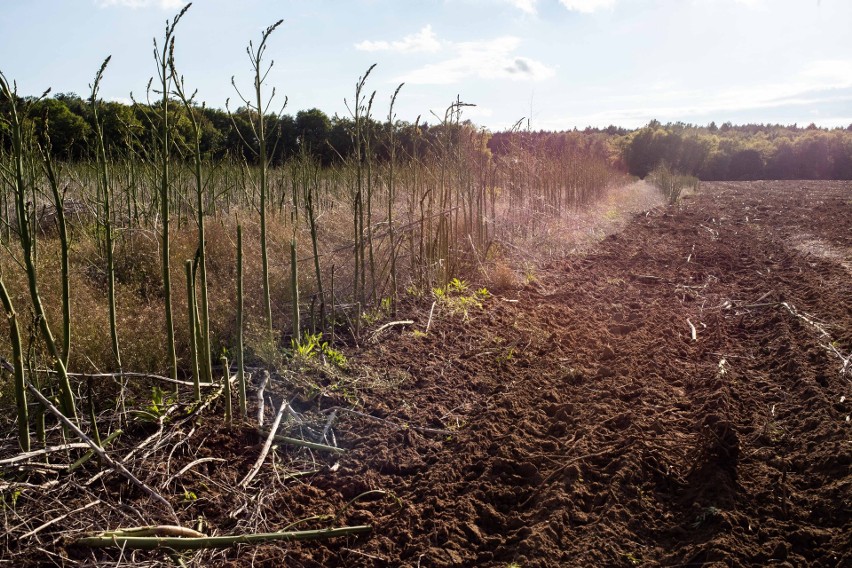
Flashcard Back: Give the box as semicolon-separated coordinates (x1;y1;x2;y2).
182;490;198;503
405;284;424;297
447;277;468;293
692;505;722;529
292;333;321;360
5;488;23;509
360;297;392;326
496;347;515;366
291;333;347;368
433;279;488;321
649;163;699;205
133;385;176;422
322;344;347;368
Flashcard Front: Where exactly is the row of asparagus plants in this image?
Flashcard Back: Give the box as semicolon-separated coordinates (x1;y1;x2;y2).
0;4;621;451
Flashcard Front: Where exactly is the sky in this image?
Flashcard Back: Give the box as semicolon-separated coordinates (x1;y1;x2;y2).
1;0;851;131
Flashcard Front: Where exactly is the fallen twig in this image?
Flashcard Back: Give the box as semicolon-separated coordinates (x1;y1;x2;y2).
0;479;60;492
425;301;437;333
630;273;663;282
25;369;216;388
264;432;345;454
26;382;177;521
240;399;288;487
322;409;338;445
780;302;832;338
161;457;227;488
257;370;270;427
21;499;101;539
75;524;372;550
0;443;89;466
370;320;414;342
823;342;852;378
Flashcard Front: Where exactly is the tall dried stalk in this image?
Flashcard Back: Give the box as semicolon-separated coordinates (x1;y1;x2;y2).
0;272;28;451
228;19;284;332
0;72;77;423
170;46;213;386
152;5;190;384
90;56;122;371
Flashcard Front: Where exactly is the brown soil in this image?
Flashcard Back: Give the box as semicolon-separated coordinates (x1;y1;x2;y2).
4;180;851;567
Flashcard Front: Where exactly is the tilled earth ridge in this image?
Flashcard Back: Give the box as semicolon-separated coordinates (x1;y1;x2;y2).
271;180;851;567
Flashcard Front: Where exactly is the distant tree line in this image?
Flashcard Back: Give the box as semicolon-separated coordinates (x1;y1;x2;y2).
0;92;447;166
3;92;852;181
618;120;852;181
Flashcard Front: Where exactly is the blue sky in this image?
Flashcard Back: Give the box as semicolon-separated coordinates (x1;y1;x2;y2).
1;0;851;130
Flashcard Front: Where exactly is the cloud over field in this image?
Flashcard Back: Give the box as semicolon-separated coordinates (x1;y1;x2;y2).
356;27;554;85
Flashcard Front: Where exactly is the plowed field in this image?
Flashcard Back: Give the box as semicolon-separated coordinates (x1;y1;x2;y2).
277;180;851;567
6;180;851;567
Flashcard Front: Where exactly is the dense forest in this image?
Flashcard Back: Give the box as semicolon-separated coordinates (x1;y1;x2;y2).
617;120;852;181
4;92;852;180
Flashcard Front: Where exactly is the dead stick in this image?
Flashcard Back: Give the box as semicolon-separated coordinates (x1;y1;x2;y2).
101;525;206;538
26;382;177;520
240;399;287;487
257;370;270;427
19;368;215;388
425;301;437;333
161;457;226;488
21;499;101;539
370;320;414;341
265;432;345;454
0;443;89;465
75;525;372;550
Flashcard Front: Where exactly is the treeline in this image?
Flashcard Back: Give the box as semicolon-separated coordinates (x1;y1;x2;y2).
619;120;852;181
1;91;456;166
7;92;852;182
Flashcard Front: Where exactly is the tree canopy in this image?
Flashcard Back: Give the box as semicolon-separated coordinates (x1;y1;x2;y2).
4;92;852;181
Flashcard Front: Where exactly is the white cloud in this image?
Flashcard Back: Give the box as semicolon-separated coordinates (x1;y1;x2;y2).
559;0;616;13
360;30;554;85
508;0;538;14
555;61;852;128
355;25;442;53
96;0;186;9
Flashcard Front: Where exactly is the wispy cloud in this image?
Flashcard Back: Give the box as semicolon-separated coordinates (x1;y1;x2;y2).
357;28;554;85
554;60;852;128
96;0;186;9
399;36;554;84
559;0;616;13
355;25;442;53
